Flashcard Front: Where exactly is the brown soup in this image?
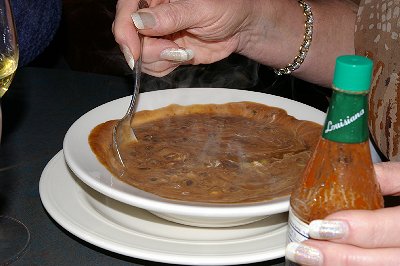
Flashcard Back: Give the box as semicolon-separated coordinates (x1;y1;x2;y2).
89;102;321;204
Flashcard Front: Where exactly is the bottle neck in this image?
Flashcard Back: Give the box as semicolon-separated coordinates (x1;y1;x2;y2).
322;87;369;143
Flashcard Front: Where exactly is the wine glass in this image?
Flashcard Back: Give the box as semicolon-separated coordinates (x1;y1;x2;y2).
0;0;17;97
0;0;30;264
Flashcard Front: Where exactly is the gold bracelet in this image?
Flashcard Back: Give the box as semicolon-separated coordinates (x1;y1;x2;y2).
274;0;313;75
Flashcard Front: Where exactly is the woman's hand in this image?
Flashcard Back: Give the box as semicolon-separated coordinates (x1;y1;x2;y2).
113;0;357;85
113;0;260;77
113;0;326;78
286;161;400;266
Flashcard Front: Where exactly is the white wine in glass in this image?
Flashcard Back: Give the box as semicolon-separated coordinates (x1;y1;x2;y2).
0;0;30;264
0;0;18;97
0;55;17;97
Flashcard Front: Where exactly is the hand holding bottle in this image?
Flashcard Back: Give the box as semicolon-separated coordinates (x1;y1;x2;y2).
286;161;400;266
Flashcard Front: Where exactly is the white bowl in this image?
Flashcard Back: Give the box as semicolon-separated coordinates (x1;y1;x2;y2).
63;88;328;227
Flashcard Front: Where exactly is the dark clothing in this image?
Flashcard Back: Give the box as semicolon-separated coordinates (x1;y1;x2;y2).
11;0;62;66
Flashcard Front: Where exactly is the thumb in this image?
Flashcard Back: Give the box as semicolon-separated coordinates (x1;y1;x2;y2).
310;206;400;248
131;1;205;36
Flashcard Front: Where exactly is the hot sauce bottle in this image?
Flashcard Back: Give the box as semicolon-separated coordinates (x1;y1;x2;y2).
286;55;384;244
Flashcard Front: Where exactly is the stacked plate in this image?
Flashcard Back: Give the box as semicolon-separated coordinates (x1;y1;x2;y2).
39;88;328;265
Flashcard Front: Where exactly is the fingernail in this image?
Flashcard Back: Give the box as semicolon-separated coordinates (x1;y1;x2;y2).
131;11;156;29
122;45;135;69
286;242;323;266
160;48;194;62
309;220;349;239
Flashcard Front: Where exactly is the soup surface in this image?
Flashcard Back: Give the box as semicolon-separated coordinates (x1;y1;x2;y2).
89;102;321;203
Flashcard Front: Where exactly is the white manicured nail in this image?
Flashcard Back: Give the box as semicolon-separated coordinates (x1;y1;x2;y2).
309;220;349;239
122;45;135;69
286;242;323;266
160;48;194;62
131;11;156;30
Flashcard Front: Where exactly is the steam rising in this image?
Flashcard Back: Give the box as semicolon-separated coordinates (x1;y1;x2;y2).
140;54;261;92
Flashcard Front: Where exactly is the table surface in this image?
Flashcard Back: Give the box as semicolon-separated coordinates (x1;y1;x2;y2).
1;66;310;266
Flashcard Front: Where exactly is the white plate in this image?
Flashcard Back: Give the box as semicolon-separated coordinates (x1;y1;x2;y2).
39;151;288;265
63;88;327;227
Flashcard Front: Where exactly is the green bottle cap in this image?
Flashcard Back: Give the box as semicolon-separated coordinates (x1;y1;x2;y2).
332;55;373;92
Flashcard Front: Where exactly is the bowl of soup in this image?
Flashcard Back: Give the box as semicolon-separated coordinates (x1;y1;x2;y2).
64;88;326;227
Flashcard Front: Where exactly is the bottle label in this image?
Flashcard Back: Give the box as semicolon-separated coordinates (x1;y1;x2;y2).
324;108;365;134
287;207;310;243
322;92;369;143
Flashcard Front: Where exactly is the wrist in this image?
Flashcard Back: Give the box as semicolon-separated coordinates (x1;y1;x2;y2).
236;0;305;69
274;1;313;75
236;0;357;87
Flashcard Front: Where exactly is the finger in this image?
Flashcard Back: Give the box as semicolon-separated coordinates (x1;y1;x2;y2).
286;240;400;266
131;0;206;35
113;0;140;46
142;61;179;77
141;37;193;76
113;0;171;66
143;57;195;77
113;0;141;67
309;206;400;248
374;161;400;196
143;37;193;63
